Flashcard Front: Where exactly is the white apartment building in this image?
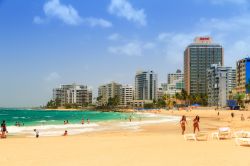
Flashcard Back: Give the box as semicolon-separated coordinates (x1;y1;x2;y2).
53;84;92;107
120;85;133;107
207;64;236;107
165;70;184;96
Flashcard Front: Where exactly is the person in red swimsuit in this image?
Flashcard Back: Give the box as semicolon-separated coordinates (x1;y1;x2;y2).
193;115;200;133
180;116;187;135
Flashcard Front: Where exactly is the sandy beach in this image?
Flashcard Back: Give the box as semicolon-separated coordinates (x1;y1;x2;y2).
1;109;250;166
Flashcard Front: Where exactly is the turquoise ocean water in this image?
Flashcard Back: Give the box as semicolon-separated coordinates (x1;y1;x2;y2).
0;108;179;137
0;108;130;126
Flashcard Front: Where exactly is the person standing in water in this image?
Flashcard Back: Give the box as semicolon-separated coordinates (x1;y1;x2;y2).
180;116;187;135
1;120;7;138
87;119;90;124
129;116;132;122
81;118;84;125
193;116;200;133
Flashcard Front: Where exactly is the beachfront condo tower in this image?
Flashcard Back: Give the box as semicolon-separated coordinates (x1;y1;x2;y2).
236;58;250;95
184;36;224;95
207;64;236;107
53;84;92;107
165;69;184;97
134;70;158;101
120;85;134;107
98;82;122;106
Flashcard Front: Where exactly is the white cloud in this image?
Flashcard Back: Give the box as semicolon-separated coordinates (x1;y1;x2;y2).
83;18;112;28
108;41;153;56
45;72;61;82
34;0;112;28
108;33;122;41
108;0;147;26
44;0;82;25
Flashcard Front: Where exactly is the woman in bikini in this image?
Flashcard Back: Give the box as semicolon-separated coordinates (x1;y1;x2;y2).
193;115;200;133
180;116;187;135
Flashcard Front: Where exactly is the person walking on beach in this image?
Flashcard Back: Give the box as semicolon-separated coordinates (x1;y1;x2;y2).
34;129;39;138
193;116;200;133
1;120;7;138
241;114;245;121
180;116;187;135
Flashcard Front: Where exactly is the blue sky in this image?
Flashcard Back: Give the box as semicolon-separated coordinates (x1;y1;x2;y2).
0;0;250;107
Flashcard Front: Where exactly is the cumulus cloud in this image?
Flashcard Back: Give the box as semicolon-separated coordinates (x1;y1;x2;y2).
45;72;61;82
108;0;147;26
108;41;154;56
34;0;112;28
43;0;82;25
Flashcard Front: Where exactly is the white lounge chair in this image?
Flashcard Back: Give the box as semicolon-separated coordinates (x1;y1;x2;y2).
212;127;231;140
235;138;250;146
184;133;196;141
184;132;209;141
233;130;250;138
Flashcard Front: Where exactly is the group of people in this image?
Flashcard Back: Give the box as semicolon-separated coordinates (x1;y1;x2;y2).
33;129;68;138
180;115;200;135
15;121;24;127
81;118;90;124
63;120;69;125
1;120;7;138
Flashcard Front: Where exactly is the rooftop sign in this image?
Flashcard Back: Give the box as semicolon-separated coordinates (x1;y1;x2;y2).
194;36;212;44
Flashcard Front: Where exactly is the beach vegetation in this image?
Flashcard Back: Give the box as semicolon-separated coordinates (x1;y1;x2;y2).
234;93;245;108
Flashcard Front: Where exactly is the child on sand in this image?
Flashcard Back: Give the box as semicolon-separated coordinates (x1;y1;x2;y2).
180;116;187;135
193;115;200;133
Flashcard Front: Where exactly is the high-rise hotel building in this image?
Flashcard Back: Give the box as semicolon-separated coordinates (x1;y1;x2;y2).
184;37;224;95
236;58;250;94
135;71;158;101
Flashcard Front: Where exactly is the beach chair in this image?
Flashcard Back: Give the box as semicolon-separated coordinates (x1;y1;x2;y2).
212;127;231;140
184;133;196;141
184;132;209;141
235;138;250;146
233;130;250;138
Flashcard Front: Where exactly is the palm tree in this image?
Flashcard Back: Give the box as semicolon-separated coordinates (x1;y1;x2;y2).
234;93;245;108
